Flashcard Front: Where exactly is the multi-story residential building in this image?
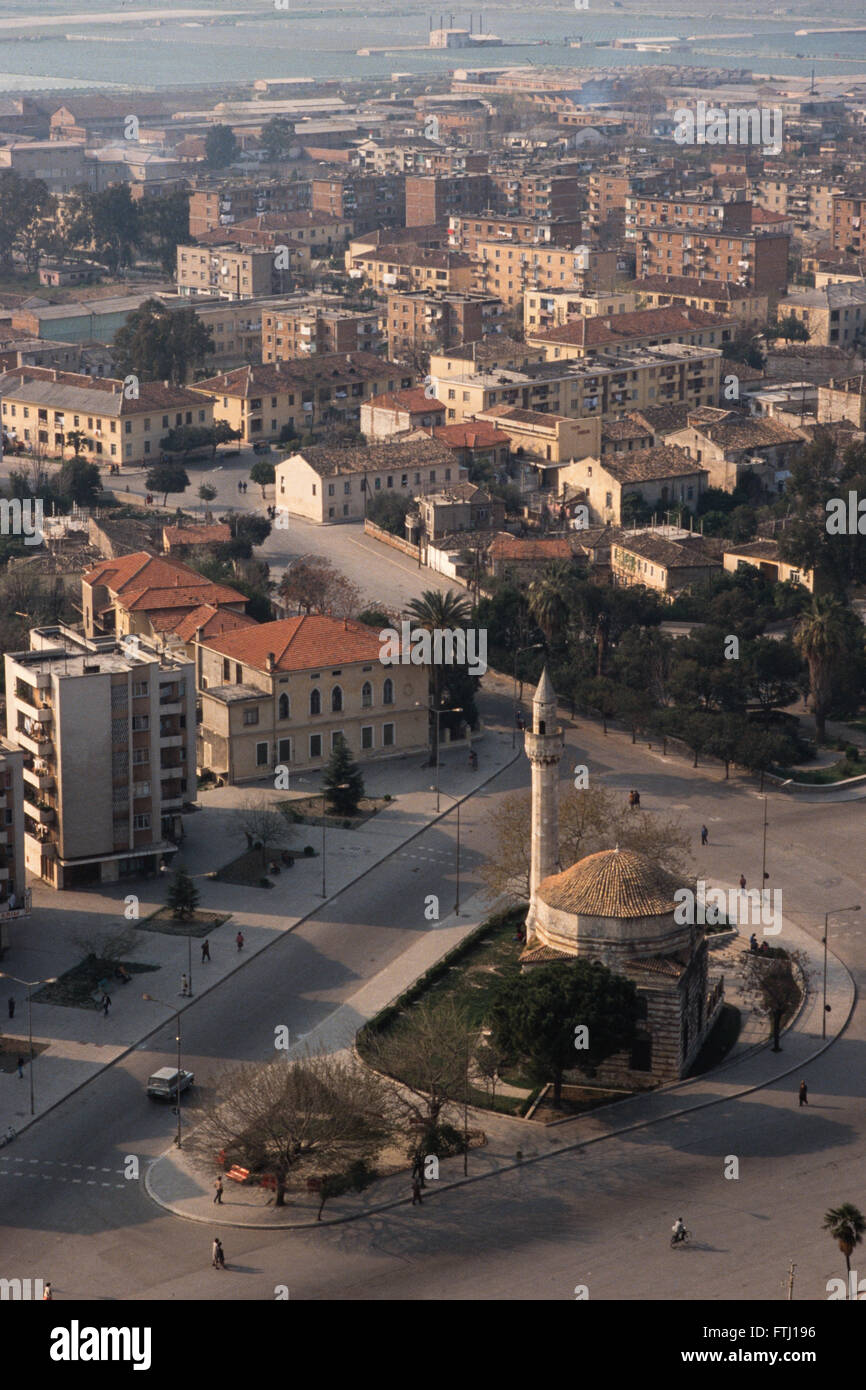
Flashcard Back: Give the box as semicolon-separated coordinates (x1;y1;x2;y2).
404;173;492;225
429;343;723;425
629;276;768;324
4;627;196;889
197;211;352;253
722;539;814;592
559;448;709;526
447;212;584;256
176;243;309;300
275;436;460;524
82;552;252;644
831;192;866;253
0;141;89;193
385;289;505;359
196;615;429;783
188;179;305;237
311;172;405;235
667;407;805;494
523;288;636;333
474;406;601;465
610;530;722;595
350;245;475;296
0;738;29;952
472;242;620;308
526;305;735;360
192;354;415;444
360;389;446;440
780;282;866;349
0;367;213;468
632;225;789;302
488;171;580;221
261;305;381;362
817;376;866;430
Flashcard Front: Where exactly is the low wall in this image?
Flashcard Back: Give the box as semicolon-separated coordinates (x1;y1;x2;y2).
363;518;419;560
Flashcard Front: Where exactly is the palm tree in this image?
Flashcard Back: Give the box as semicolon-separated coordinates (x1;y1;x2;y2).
405;589;473;761
793;596;849;742
528;563;571;645
823;1203;866;1289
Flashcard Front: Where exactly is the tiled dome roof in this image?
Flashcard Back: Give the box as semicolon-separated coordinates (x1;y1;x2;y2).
537;848;681;919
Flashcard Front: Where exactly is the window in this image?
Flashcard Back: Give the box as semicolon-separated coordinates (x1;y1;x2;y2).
361;725;373;750
133;682;149;697
133;813;151;831
309;733;322;758
383;722;395;747
310;688;321;716
361;681;372;708
383;677;394;705
223;659;230;682
132;748;149;765
256;741;268;767
278;737;292;763
331;686;343;713
331;730;344;750
278;693;289;720
243;708;259;726
131;715;149;732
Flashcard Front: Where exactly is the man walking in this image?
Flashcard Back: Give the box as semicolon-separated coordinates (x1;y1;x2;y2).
102;993;111;1017
212;1238;225;1269
411;1176;423;1206
213;1176;223;1205
799;1080;808;1107
236;930;244;952
700;825;708;846
201;939;210;963
16;1055;24;1079
739;873;747;891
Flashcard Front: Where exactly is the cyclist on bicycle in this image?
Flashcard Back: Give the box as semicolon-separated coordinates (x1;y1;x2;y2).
672;1217;686;1244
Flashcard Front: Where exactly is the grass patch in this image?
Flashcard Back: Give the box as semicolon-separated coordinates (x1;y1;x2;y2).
686;1003;742;1076
139;907;231;937
278;795;391;830
212;846;314;887
0;1039;49;1070
775;759;863;784
34;956;158;1010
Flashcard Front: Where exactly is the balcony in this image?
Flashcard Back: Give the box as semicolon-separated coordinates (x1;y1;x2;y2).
14;682;37;708
23;763;54;792
158;700;183;715
16;727;52;757
24;797;55;825
160;762;185;779
159;734;185;749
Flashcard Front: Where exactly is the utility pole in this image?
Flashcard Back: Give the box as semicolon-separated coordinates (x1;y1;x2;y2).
786;1261;796;1300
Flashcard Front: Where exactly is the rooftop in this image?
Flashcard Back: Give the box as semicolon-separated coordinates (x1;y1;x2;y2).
537;847;683;918
200;615;399;672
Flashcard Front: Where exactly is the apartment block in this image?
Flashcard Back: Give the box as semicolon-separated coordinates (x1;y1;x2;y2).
488;171;580;221
632;227;789;301
0;738;28;952
350;245;475;296
473;242;619;307
780;282;866;349
404;173;492;226
311;172;405;235
188;180;305;238
385;289;505;359
448;212;584;256
0;367;213;468
526;306;735;360
275;436;459;524
5;628;196;890
628;276;768;324
262;306;381;362
831;192;866;254
176;243;308;300
523;288;637;334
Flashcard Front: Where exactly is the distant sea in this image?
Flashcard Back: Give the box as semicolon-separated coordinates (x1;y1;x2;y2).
0;4;865;92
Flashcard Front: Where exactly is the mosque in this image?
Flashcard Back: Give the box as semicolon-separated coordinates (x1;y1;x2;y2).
520;669;722;1085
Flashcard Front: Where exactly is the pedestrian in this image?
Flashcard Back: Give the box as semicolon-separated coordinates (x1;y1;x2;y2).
799;1080;808;1107
16;1055;24;1079
102;993;111;1017
236;930;244;951
213;1176;224;1205
628;790;636;809
180;974;189;996
213;1238;225;1269
633;790;640;808
411;1176;423;1206
42;1282;52;1301
739;874;747;891
7;995;14;1020
749;932;758;953
201;939;210;963
700;825;708;846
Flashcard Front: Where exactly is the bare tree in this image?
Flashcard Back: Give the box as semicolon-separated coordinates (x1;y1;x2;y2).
740;949;808;1052
235;795;294;867
71;925;137;964
188;1053;393;1206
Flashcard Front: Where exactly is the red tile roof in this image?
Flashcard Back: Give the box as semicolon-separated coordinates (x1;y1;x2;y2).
530;306;730;348
429;421;510;449
200;615;397;672
173;605;258;642
368;388;444;415
163;523;231;550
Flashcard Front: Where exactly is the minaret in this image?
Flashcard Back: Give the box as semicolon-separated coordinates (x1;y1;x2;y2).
525;667;563;939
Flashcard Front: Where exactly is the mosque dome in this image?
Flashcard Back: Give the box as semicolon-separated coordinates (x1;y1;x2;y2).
536;847;681;920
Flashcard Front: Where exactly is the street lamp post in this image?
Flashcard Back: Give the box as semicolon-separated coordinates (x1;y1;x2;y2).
822;905;860;1039
760;781;792;890
432;786;461;915
416;702;462;812
512;644;544;750
142;993;184;1148
0;971;57;1116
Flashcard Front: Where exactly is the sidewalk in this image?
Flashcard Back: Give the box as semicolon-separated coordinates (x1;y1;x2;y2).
0;730;519;1128
144;887;855;1228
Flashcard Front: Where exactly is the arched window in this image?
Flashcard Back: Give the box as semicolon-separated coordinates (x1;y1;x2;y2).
331;685;343;713
310;688;321;716
278;693;289;720
383;677;394;706
361;681;372;708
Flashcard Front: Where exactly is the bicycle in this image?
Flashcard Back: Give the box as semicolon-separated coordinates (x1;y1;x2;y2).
0;1125;17;1148
670;1228;692;1248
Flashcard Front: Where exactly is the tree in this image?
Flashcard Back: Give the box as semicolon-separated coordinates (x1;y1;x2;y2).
822;1204;866;1287
678;710;716;768
59;456;101;506
165;866;199;921
405;588;475;763
740;949;805;1052
138;189;190;274
249;459;275;496
366;491;413;535
235;795;294;868
65;429;86;459
360;999;472;1164
88;185;141;272
528;564;571;645
146;462;190;508
205;124;239;170
0;172;52;273
704;713;748;779
114;299;213;386
744;638;803;726
794;596;853;742
490;960;641;1108
261;116;296;161
211;420;242;457
580;675;618;734
279;555;361;619
160;425;212;461
188;1053;392;1206
323;738;364;816
769;313;810;345
198;483;217;505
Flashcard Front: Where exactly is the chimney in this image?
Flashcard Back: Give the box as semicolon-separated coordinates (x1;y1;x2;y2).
266;651;276;673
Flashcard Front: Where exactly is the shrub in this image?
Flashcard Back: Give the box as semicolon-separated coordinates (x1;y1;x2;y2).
259;877;273;888
845;744;859;761
303;845;315;857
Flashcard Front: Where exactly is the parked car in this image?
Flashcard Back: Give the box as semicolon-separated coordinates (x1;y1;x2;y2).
252;440;272;454
147;1067;194;1100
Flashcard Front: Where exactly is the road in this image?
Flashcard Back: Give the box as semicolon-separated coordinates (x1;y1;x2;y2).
2;688;866;1301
